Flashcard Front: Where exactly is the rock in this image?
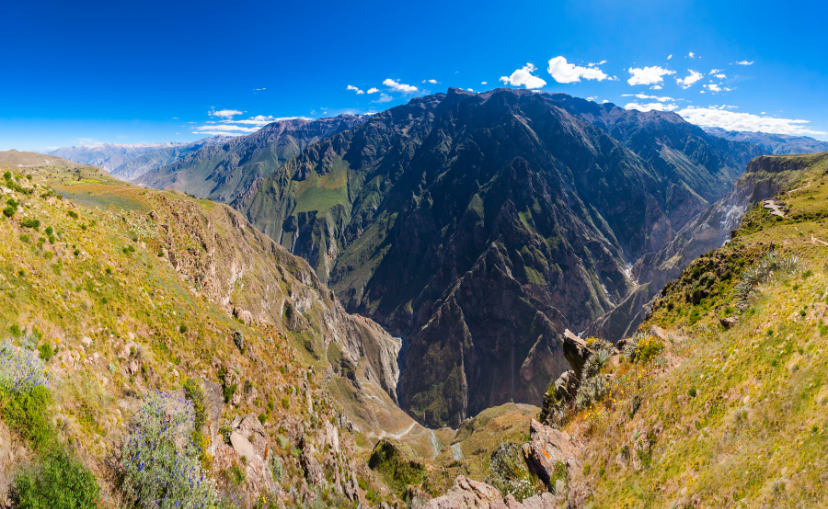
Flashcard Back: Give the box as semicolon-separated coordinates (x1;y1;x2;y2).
423;476;502;508
539;370;577;424
522;419;582;491
719;316;739;329
562;330;593;380
424;476;561;509
229;432;256;462
81;336;92;347
301;442;323;485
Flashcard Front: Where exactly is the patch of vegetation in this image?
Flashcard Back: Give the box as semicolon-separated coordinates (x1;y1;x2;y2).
11;451;100;509
368;439;426;497
484;442;543;501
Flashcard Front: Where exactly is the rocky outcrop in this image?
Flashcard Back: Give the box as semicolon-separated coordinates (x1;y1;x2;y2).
423;476;561;509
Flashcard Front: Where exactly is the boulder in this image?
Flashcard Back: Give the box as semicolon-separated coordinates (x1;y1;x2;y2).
719;316;739;329
522;419;582;491
562;330;592;380
423;476;561;508
538;370;577;424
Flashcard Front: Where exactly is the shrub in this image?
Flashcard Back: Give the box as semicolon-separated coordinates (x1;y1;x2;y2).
3;171;10;180
182;378;207;431
281;396;290;409
0;342;50;393
179;324;188;334
2;206;14;218
9;325;21;337
21;218;40;230
1;385;52;449
44;226;53;235
636;336;665;364
37;343;54;362
271;456;283;483
11;451;100;509
67;211;78;220
120;391;217;509
485;442;543;501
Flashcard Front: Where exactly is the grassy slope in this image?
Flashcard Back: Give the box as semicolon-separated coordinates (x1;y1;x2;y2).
560;153;828;508
0;162;402;506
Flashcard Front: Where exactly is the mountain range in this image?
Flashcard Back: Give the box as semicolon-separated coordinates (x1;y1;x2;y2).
704;126;828;154
225;88;763;427
46;138;232;180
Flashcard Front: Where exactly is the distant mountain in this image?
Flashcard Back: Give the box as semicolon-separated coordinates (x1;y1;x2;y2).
0;149;88;170
231;88;766;428
135;115;367;203
46;138;232;180
704;127;828;155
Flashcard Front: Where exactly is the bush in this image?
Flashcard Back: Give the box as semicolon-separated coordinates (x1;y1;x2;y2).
37;343;54;362
120;391;217;509
1;385;52;449
636;336;665;363
12;450;100;509
3;206;14;218
182;378;207;431
179;324;188;334
0;342;50;393
21;218;40;230
67;211;78;220
485;442;543;501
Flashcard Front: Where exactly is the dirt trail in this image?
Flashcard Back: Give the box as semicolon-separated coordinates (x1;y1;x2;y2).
761;199;786;218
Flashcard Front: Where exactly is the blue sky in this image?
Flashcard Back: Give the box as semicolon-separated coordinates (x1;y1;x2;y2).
2;0;827;151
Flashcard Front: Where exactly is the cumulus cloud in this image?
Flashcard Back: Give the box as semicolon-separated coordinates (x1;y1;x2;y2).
208;109;243;119
586;96;597;101
383;79;418;93
650;85;663;90
373;93;393;103
622;93;675;102
602;100;609;103
688;52;696;58
678;107;827;136
735;60;754;66
714;73;727;79
481;81;487;85
421;79;438;84
588;60;607;67
625;102;679;112
676;70;703;88
709;69;722;75
193;115;311;137
667;54;673;60
499;63;547;89
347;85;365;95
627;66;675;86
467;88;474;92
706;84;721;92
546;56;610;83
367;88;379;94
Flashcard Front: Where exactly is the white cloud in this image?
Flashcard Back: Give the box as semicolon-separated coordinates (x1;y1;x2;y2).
706;84;721;92
194;125;259;134
383;79;418;93
735;60;754;66
714;73;727;79
547;56;609;83
467;88;474;92
499;63;547;89
422;79;438;84
346;85;365;94
586;96;597;101
688;52;696;58
625;102;679;112
602;100;609;103
587;60;607;67
676;70;703;88
650;85;663;90
366;88;379;94
667;54;673;60
373;93;393;103
678;107;827;136
627;66;675;86
709;69;722;75
208;109;243;119
481;81;487;85
622;93;675;102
